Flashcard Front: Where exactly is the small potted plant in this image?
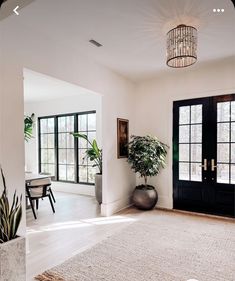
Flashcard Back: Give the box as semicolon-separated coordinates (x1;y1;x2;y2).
128;135;168;210
72;133;102;204
0;167;25;281
24;113;35;142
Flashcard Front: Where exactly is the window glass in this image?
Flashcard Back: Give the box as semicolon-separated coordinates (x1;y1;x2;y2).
39;112;96;184
39;118;56;176
77;112;97;183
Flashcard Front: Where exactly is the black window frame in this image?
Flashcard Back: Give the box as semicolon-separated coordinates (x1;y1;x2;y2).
38;110;96;185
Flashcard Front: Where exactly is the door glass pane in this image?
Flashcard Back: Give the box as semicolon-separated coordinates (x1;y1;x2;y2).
178;104;202;182
191;163;201;181
179;144;189;161
191;105;202;124
179;106;190;124
179;125;190;143
191;144;202;162
191;125;202;143
231;102;235;121
216;101;234;184
231;123;235;142
217;123;230;142
231;144;235;163
217;164;229;183
231;165;235;184
217;102;230;122
217;144;230;163
179;163;190;180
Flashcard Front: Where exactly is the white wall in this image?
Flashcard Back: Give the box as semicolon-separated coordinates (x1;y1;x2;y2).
135;57;235;209
24;85;102;196
0;4;136;229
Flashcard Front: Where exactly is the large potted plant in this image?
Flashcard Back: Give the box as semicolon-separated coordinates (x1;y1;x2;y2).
72;133;102;204
128;135;168;210
0;167;25;281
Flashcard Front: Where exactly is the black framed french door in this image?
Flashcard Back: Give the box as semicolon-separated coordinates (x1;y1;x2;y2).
173;94;235;217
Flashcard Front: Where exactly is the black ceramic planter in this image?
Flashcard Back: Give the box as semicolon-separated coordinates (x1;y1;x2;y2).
132;185;158;210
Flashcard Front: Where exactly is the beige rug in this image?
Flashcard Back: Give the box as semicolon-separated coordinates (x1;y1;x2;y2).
35;210;235;281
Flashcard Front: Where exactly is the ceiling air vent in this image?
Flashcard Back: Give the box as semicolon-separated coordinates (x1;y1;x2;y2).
89;39;103;47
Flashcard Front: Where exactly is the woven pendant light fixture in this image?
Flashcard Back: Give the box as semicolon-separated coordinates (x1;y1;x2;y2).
166;24;197;68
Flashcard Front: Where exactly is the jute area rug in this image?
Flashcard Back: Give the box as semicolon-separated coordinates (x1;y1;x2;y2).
35;210;235;281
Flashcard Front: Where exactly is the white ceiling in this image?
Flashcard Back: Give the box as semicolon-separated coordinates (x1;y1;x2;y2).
3;0;235;81
24;69;93;102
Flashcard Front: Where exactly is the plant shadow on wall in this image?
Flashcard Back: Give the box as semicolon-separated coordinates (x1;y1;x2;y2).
127;136;168;210
72;133;102;204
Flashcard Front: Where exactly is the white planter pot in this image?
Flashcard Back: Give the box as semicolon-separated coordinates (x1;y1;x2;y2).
0;236;26;281
95;174;102;204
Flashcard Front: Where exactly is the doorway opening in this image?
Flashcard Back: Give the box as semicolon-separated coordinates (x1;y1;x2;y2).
23;68;103;279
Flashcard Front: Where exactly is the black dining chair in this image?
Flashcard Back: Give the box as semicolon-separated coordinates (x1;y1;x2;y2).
26;178;55;219
39;172;56;203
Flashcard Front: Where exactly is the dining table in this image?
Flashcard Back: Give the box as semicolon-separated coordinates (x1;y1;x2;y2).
25;173;52;184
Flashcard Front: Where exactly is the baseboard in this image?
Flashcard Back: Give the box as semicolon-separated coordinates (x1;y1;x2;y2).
101;196;132;216
155;195;173;210
101;195;173;216
170;208;235;221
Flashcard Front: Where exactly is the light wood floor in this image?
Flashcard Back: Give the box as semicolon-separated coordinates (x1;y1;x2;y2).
26;192;140;281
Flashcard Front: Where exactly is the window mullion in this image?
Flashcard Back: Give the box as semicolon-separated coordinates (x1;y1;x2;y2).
55;116;59;181
75;114;78;183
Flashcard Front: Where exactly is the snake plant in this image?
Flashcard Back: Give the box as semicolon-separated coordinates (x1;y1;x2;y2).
0;168;22;243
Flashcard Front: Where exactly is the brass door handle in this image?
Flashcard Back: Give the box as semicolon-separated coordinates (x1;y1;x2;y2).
211;159;217;171
200;159;207;171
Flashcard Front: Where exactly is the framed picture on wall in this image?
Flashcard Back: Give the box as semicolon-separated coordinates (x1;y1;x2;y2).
117;118;129;158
